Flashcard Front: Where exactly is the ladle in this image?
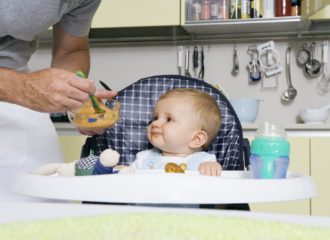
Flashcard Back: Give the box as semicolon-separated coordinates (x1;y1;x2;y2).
282;44;297;102
305;42;322;78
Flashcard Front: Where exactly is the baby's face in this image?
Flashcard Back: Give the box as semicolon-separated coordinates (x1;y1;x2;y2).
147;96;201;155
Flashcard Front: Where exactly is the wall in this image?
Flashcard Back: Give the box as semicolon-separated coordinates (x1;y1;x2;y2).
29;40;330;125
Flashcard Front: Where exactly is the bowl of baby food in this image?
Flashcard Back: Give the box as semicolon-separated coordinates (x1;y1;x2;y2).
67;99;120;130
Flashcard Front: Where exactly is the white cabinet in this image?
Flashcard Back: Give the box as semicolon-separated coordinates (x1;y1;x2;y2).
92;0;181;28
58;135;88;163
310;137;330;216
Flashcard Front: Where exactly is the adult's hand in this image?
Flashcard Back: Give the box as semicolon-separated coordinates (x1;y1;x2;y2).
2;68;96;113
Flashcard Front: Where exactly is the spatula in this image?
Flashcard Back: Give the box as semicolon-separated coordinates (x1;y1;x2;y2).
76;71;106;114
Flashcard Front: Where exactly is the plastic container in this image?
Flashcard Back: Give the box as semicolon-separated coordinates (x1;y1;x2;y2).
250;122;290;179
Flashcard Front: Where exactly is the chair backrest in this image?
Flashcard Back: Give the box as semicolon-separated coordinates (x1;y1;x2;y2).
86;75;245;170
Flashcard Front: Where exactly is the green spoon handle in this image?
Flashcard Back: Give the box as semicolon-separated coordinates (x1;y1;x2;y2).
76;71;105;113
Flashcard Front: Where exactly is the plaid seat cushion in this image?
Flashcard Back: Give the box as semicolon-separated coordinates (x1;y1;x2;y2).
90;75;244;170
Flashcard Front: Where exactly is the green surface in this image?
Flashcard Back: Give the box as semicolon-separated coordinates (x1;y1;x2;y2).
0;212;329;240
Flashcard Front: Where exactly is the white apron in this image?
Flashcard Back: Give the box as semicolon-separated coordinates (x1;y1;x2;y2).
0;102;65;201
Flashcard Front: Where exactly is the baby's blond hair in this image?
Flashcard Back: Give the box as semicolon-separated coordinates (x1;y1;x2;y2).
158;88;222;149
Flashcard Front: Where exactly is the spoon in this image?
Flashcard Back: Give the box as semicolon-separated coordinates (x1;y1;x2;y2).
76;71;106;114
282;44;297;102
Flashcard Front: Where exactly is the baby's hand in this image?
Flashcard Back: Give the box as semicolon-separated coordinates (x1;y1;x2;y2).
198;162;222;176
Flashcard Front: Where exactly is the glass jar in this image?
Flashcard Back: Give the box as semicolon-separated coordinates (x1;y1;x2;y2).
201;0;211;20
263;0;275;18
275;0;291;17
192;0;202;21
291;0;301;16
219;0;230;19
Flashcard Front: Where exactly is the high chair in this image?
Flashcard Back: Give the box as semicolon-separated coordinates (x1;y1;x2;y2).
14;75;315;209
79;75;251;210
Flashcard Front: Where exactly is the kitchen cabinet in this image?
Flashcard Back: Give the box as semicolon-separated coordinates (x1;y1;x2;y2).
249;137;311;215
91;0;181;28
182;0;310;38
58;136;87;163
181;0;330;39
311;137;330;216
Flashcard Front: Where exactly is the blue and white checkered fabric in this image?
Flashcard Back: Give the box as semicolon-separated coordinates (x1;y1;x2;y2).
90;75;244;170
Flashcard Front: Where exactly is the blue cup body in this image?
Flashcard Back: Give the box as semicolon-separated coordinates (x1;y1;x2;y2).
250;137;290;179
250;154;290;179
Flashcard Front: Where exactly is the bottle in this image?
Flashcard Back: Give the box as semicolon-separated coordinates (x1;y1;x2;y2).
250;0;262;18
291;0;301;16
275;0;291;17
250;122;290;179
231;0;242;19
210;0;219;19
241;0;250;18
192;0;202;21
201;0;211;20
186;0;193;21
263;0;275;18
219;0;230;19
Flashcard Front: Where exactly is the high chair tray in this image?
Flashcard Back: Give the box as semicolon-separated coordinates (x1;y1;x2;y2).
12;170;317;204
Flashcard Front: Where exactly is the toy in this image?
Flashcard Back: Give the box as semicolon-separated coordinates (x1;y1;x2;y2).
35;149;134;176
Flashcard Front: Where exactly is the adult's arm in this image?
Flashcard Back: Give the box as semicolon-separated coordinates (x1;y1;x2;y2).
52;23;116;101
0;66;95;113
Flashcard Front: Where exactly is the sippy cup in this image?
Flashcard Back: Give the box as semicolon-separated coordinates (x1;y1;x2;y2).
250;122;290;179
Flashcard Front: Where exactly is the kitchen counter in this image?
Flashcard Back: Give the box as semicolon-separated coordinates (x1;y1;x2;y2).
243;123;330;137
54;123;330;137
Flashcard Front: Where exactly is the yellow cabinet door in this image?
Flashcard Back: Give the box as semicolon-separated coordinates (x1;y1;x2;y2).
311;137;330;216
249;137;311;215
58;136;88;163
92;0;181;28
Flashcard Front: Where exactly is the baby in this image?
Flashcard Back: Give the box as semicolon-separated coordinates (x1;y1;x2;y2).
128;88;222;176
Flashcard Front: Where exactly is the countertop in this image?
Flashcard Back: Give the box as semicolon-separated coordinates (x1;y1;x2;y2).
54;123;330;137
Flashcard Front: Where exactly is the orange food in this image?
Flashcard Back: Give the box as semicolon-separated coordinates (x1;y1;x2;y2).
70;102;120;130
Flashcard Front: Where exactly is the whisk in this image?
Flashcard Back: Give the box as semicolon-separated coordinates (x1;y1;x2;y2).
317;41;330;95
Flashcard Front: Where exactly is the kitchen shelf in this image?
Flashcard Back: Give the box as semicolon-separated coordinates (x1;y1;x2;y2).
183;17;310;39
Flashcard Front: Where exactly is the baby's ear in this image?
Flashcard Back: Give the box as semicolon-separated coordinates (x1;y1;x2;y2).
188;131;208;149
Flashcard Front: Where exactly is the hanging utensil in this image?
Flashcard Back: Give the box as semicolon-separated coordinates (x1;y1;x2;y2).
281;44;297;102
232;46;239;75
297;43;310;65
198;46;205;80
184;47;191;77
317;40;329;95
177;46;183;75
193;46;199;77
247;47;262;82
305;42;322;78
